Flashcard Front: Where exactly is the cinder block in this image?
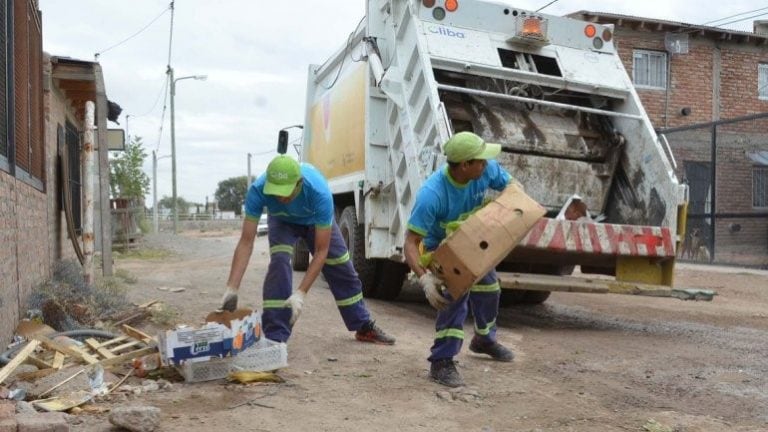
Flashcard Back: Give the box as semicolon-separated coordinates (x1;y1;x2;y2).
16;412;69;432
0;418;16;432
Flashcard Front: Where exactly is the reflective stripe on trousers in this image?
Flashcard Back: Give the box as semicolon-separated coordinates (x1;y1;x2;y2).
262;216;370;342
428;271;500;362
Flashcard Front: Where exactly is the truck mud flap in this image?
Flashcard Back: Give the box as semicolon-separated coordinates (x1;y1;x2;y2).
497;272;716;301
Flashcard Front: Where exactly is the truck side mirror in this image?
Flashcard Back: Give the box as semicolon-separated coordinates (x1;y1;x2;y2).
277;130;289;154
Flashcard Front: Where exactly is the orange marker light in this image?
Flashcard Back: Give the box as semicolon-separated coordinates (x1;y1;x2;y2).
522;17;542;36
445;0;458;12
584;24;597;38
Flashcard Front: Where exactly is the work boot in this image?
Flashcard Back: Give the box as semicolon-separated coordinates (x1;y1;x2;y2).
469;336;515;362
355;321;396;345
429;359;464;388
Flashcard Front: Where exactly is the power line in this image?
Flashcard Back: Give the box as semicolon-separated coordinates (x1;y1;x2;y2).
155;2;176;153
134;76;169;118
535;0;561;13
94;4;171;59
712;11;768;28
701;6;768;26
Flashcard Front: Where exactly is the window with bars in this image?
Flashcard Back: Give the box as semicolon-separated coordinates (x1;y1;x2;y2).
759;64;768;101
633;50;667;90
754;166;768;208
13;0;44;186
0;0;9;171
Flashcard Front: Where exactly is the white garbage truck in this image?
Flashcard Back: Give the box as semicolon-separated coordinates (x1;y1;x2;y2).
288;0;713;303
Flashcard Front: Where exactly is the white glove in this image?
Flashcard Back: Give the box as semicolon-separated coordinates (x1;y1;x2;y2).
220;287;238;312
419;273;449;310
285;291;306;325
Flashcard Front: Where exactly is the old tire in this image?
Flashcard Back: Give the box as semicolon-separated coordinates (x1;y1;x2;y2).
292;238;310;271
376;261;409;300
339;206;379;298
499;289;527;307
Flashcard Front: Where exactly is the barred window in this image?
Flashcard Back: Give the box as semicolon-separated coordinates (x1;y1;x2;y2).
754;166;768;208
0;0;9;171
759;64;768;101
12;0;44;186
633;50;667;90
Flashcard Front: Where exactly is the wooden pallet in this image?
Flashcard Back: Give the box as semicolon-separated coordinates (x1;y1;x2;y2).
8;325;157;382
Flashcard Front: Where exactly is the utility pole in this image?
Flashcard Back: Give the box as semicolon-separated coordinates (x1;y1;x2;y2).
153;150;159;233
169;66;207;234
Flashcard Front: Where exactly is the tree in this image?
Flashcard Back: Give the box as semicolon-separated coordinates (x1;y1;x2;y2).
158;195;191;215
215;176;248;216
109;137;150;199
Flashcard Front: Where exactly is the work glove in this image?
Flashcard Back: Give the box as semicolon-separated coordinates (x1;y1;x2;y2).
419;272;449;311
285;291;306;326
220;287;238;312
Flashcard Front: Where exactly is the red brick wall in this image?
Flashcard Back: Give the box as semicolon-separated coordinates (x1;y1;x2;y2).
611;27;768;266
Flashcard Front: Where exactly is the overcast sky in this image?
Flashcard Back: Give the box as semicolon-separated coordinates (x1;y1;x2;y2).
40;0;760;205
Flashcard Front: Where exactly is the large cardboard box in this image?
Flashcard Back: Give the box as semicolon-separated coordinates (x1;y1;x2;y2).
430;184;546;300
158;308;261;366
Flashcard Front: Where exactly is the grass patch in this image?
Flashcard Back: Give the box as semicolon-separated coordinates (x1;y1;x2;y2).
115;247;172;260
150;303;180;326
114;268;138;284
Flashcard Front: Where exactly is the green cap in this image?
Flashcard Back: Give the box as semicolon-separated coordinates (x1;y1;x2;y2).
443;132;502;163
264;155;301;197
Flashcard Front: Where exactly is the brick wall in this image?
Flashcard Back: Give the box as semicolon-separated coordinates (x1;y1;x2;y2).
611;27;768;267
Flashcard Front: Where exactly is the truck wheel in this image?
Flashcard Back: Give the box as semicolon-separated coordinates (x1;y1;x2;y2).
339;206;379;298
499;290;527;307
376;261;409;300
292;238;310;271
520;290;551;304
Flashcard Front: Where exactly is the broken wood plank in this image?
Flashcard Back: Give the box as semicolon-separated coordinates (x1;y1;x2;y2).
137;299;160;309
34;335;99;365
121;324;156;345
52;352;65;370
110;340;142;353
99;346;156;368
96;335;129;348
85;338;116;359
15;367;60;382
25;354;53;370
0;340;41;384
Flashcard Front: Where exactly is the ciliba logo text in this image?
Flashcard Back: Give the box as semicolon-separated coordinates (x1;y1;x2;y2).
427;25;465;39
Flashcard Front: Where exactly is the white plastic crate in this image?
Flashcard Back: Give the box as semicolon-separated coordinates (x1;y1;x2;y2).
176;339;288;382
177;356;231;383
231;339;288;372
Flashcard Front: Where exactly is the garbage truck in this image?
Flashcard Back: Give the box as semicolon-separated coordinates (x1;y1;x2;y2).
288;0;713;303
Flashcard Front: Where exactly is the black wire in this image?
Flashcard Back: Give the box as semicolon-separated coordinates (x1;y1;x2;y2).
535;0;561;13
322;16;366;90
94;4;171;57
702;6;768;26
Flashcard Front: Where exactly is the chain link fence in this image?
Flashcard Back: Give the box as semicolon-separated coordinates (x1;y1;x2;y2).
659;112;768;268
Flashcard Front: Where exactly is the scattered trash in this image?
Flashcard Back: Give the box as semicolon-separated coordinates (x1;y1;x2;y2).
227;371;284;384
8;388;26;400
87;364;108;396
169;287;186;293
33;389;93;412
327;357;338;362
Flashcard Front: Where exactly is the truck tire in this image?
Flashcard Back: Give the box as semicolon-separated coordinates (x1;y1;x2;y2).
292;238;310;271
376;261;409;300
339;206;379;298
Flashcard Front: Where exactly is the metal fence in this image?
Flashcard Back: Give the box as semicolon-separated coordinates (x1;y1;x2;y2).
659;112;768;268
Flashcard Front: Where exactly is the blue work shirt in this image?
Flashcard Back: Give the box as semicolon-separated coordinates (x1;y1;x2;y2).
407;160;511;250
244;163;334;229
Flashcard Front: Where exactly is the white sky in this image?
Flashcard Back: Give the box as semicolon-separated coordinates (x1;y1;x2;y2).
39;0;760;204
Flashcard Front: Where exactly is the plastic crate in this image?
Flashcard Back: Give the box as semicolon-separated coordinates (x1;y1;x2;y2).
176;356;231;383
231;339;288;372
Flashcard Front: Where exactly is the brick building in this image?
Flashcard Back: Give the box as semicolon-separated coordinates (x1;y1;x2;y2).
570;11;768;266
1;0;115;344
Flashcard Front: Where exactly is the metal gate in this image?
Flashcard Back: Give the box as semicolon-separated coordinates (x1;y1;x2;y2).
659;112;768;268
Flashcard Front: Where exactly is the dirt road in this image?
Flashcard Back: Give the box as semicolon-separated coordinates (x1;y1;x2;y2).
78;231;768;431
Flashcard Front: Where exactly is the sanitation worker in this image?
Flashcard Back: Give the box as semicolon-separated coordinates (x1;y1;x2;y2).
220;154;395;345
404;131;516;387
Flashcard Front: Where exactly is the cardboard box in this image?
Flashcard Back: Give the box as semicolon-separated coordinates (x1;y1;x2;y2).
430;184;546;300
158;308;262;366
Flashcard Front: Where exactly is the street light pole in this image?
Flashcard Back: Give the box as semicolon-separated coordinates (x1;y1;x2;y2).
169;66;207;234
